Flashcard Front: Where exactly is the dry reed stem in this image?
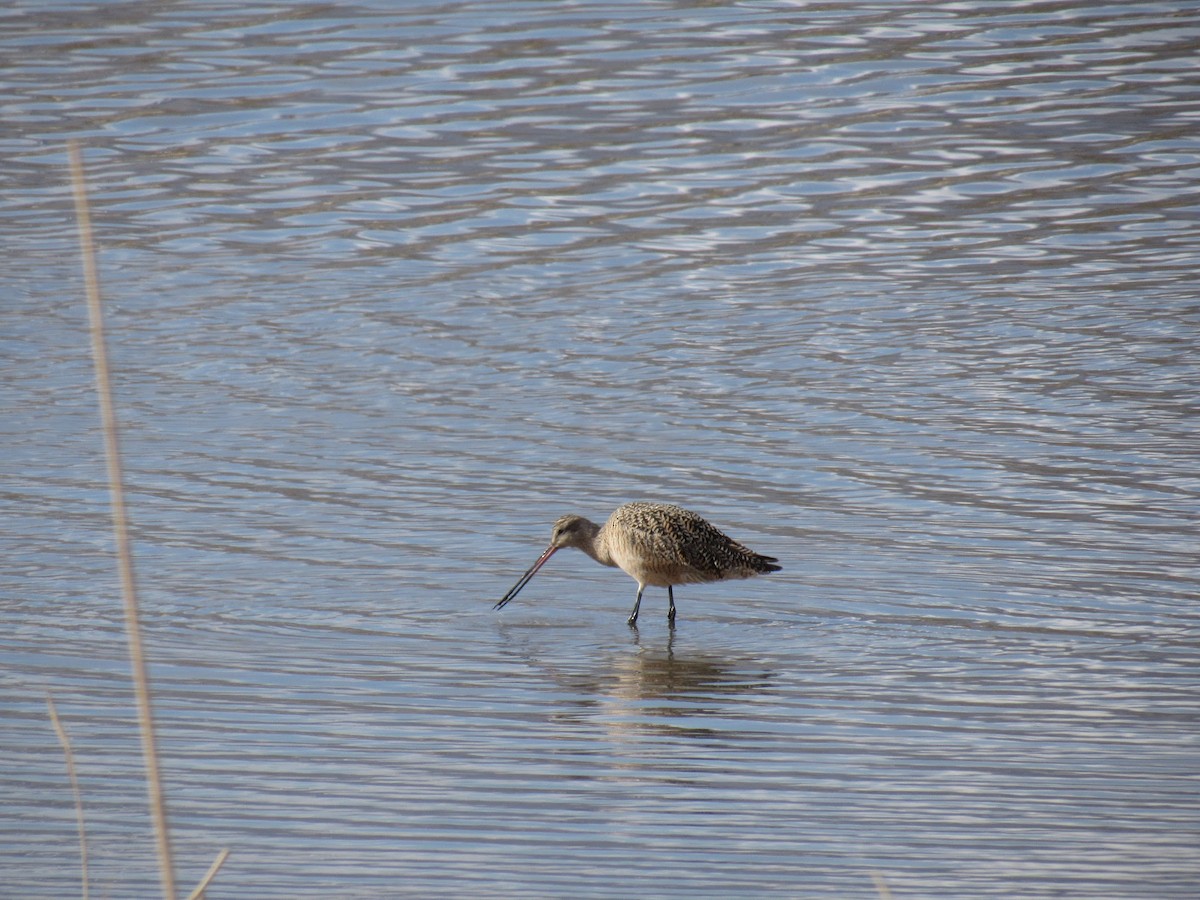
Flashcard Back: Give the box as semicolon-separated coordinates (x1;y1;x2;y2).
871;871;894;899
186;848;231;900
46;694;90;900
69;139;177;900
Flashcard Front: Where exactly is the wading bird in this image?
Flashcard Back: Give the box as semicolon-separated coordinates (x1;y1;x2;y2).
495;502;780;626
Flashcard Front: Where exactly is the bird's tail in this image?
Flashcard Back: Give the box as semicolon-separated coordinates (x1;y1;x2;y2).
757;554;781;574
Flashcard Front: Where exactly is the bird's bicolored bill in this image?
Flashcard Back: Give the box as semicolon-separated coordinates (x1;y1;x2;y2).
494;544;558;610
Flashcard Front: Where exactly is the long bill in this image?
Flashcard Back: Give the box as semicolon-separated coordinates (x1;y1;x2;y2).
494;544;558;610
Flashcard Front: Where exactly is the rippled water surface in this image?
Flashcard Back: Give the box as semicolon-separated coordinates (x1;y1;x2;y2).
3;1;1198;897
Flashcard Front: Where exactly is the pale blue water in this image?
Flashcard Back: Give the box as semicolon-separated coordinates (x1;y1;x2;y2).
2;1;1198;897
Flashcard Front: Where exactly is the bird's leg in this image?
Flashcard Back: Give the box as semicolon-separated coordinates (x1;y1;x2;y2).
627;586;644;627
667;585;676;622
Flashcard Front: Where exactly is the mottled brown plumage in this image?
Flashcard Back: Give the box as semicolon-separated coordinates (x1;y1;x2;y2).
495;502;780;625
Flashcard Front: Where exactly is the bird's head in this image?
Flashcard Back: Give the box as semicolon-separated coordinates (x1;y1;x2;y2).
549;513;597;550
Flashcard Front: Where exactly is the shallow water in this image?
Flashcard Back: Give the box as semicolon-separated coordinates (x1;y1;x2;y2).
2;1;1198;897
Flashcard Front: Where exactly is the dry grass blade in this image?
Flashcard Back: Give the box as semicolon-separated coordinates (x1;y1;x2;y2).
871;871;894;899
69;139;177;900
187;848;231;900
47;694;90;900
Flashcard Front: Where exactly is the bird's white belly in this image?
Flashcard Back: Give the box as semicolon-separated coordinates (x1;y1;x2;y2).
609;544;703;588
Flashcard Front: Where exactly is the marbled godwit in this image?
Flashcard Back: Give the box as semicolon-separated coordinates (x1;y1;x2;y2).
494;501;780;626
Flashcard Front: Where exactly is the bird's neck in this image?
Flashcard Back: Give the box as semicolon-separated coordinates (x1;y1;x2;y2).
576;519;618;568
